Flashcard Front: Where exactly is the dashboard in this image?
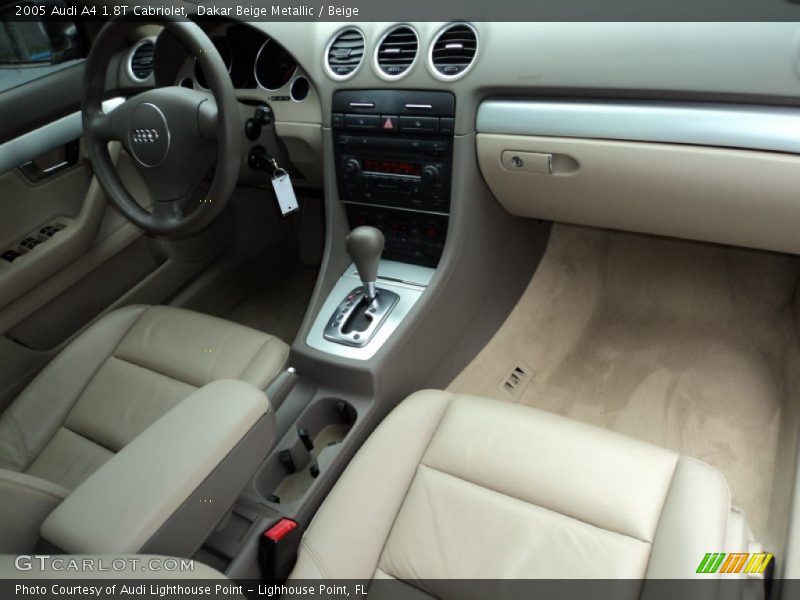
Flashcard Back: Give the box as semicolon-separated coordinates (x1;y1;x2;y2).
115;21;800;257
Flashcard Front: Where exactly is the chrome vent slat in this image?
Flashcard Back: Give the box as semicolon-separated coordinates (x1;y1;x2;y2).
430;23;478;79
130;41;155;80
376;26;418;78
326;28;365;79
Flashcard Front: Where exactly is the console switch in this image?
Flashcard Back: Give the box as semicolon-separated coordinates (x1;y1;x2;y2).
345;114;380;131
399;116;438;134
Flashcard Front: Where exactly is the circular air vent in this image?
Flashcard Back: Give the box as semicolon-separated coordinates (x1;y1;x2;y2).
127;39;155;82
325;28;365;80
374;25;418;80
429;23;478;80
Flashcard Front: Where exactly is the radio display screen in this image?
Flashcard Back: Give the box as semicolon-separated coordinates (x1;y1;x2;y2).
363;158;421;177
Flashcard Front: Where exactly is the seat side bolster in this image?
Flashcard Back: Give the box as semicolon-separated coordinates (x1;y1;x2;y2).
239;335;290;389
114;306;290;389
0;469;68;554
40;379;271;554
645;456;731;579
0;305;147;471
290;390;454;581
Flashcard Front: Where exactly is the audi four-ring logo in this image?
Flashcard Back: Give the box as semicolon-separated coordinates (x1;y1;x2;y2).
131;128;160;143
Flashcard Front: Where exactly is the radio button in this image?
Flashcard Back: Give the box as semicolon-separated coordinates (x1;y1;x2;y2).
438;117;455;135
344;159;361;177
332;113;344;129
399;116;438;134
345;114;380;131
422;165;439;183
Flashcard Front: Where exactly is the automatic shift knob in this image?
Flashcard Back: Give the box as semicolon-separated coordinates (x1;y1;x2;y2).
345;226;384;299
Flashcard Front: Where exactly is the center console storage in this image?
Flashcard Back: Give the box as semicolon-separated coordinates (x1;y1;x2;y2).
194;389;364;577
332;90;455;267
253;397;356;505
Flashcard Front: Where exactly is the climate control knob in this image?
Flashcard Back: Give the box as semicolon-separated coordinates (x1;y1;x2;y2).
344;159;361;178
422;165;439;183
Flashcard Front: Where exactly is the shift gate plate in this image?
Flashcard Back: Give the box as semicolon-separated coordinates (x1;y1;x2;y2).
323;286;400;347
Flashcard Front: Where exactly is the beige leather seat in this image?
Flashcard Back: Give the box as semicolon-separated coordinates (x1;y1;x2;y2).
0;304;288;553
291;390;755;582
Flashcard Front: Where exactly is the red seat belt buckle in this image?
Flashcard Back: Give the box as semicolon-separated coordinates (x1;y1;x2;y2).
260;518;301;581
264;518;297;542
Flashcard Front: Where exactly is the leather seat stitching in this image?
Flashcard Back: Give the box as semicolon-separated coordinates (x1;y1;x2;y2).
300;537;332;580
0;476;65;501
374;391;456;579
63;307;150;424
6;412;30;468
61;425;117;455
417;462;652;545
109;355;197;389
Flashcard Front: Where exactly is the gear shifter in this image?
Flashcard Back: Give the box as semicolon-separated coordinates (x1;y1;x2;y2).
345;226;384;300
323;226;400;348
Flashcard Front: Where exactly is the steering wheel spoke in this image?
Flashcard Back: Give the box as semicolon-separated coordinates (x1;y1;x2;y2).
85;100;131;142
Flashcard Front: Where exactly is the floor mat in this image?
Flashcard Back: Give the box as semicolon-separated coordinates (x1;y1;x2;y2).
222;268;318;344
448;224;800;555
184;251;319;345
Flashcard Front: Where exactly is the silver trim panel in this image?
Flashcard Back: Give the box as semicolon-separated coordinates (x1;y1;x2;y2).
373;24;420;82
427;22;480;82
342;200;449;218
126;38;156;84
306;259;434;360
0;97;124;176
254;38;298;92
477;100;800;155
323;27;366;82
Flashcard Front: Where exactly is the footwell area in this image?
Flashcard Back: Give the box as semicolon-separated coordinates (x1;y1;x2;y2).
222;268;317;344
449;224;800;555
182;249;318;346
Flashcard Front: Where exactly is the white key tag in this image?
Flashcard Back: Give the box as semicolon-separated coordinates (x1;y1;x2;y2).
271;166;299;216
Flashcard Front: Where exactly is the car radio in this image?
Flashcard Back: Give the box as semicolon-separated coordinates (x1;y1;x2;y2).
332;90;455;267
337;142;449;213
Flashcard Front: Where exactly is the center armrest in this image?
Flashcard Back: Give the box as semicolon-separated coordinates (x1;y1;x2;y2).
41;379;276;556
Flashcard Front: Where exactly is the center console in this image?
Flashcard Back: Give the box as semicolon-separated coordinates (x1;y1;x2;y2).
304;90;456;360
332;90;455;267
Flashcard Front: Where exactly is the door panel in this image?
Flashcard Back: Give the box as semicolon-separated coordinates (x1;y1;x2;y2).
0;20;231;411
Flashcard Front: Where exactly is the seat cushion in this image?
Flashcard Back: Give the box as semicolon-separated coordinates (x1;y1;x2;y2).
0;305;288;490
290;390;742;582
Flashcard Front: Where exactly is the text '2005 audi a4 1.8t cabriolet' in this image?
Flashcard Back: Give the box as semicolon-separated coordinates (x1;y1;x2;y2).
0;1;800;598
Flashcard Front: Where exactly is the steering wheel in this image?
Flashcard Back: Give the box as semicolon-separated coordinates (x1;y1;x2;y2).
82;17;240;237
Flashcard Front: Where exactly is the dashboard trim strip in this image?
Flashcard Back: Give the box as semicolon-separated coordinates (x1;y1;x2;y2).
0;97;124;176
477;100;800;155
342;200;449;218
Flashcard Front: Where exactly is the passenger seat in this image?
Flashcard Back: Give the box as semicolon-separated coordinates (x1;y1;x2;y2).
290;390;757;581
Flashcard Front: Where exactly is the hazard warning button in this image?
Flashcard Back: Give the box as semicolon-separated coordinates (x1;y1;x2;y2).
380;115;398;133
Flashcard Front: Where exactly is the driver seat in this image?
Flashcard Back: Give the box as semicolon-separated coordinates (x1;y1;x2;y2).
0;304;289;553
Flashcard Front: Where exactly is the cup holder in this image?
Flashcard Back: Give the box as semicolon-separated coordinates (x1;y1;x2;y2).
254;398;356;505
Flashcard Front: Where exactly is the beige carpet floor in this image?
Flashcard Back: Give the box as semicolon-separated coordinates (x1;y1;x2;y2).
448;224;800;556
222;268;318;344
